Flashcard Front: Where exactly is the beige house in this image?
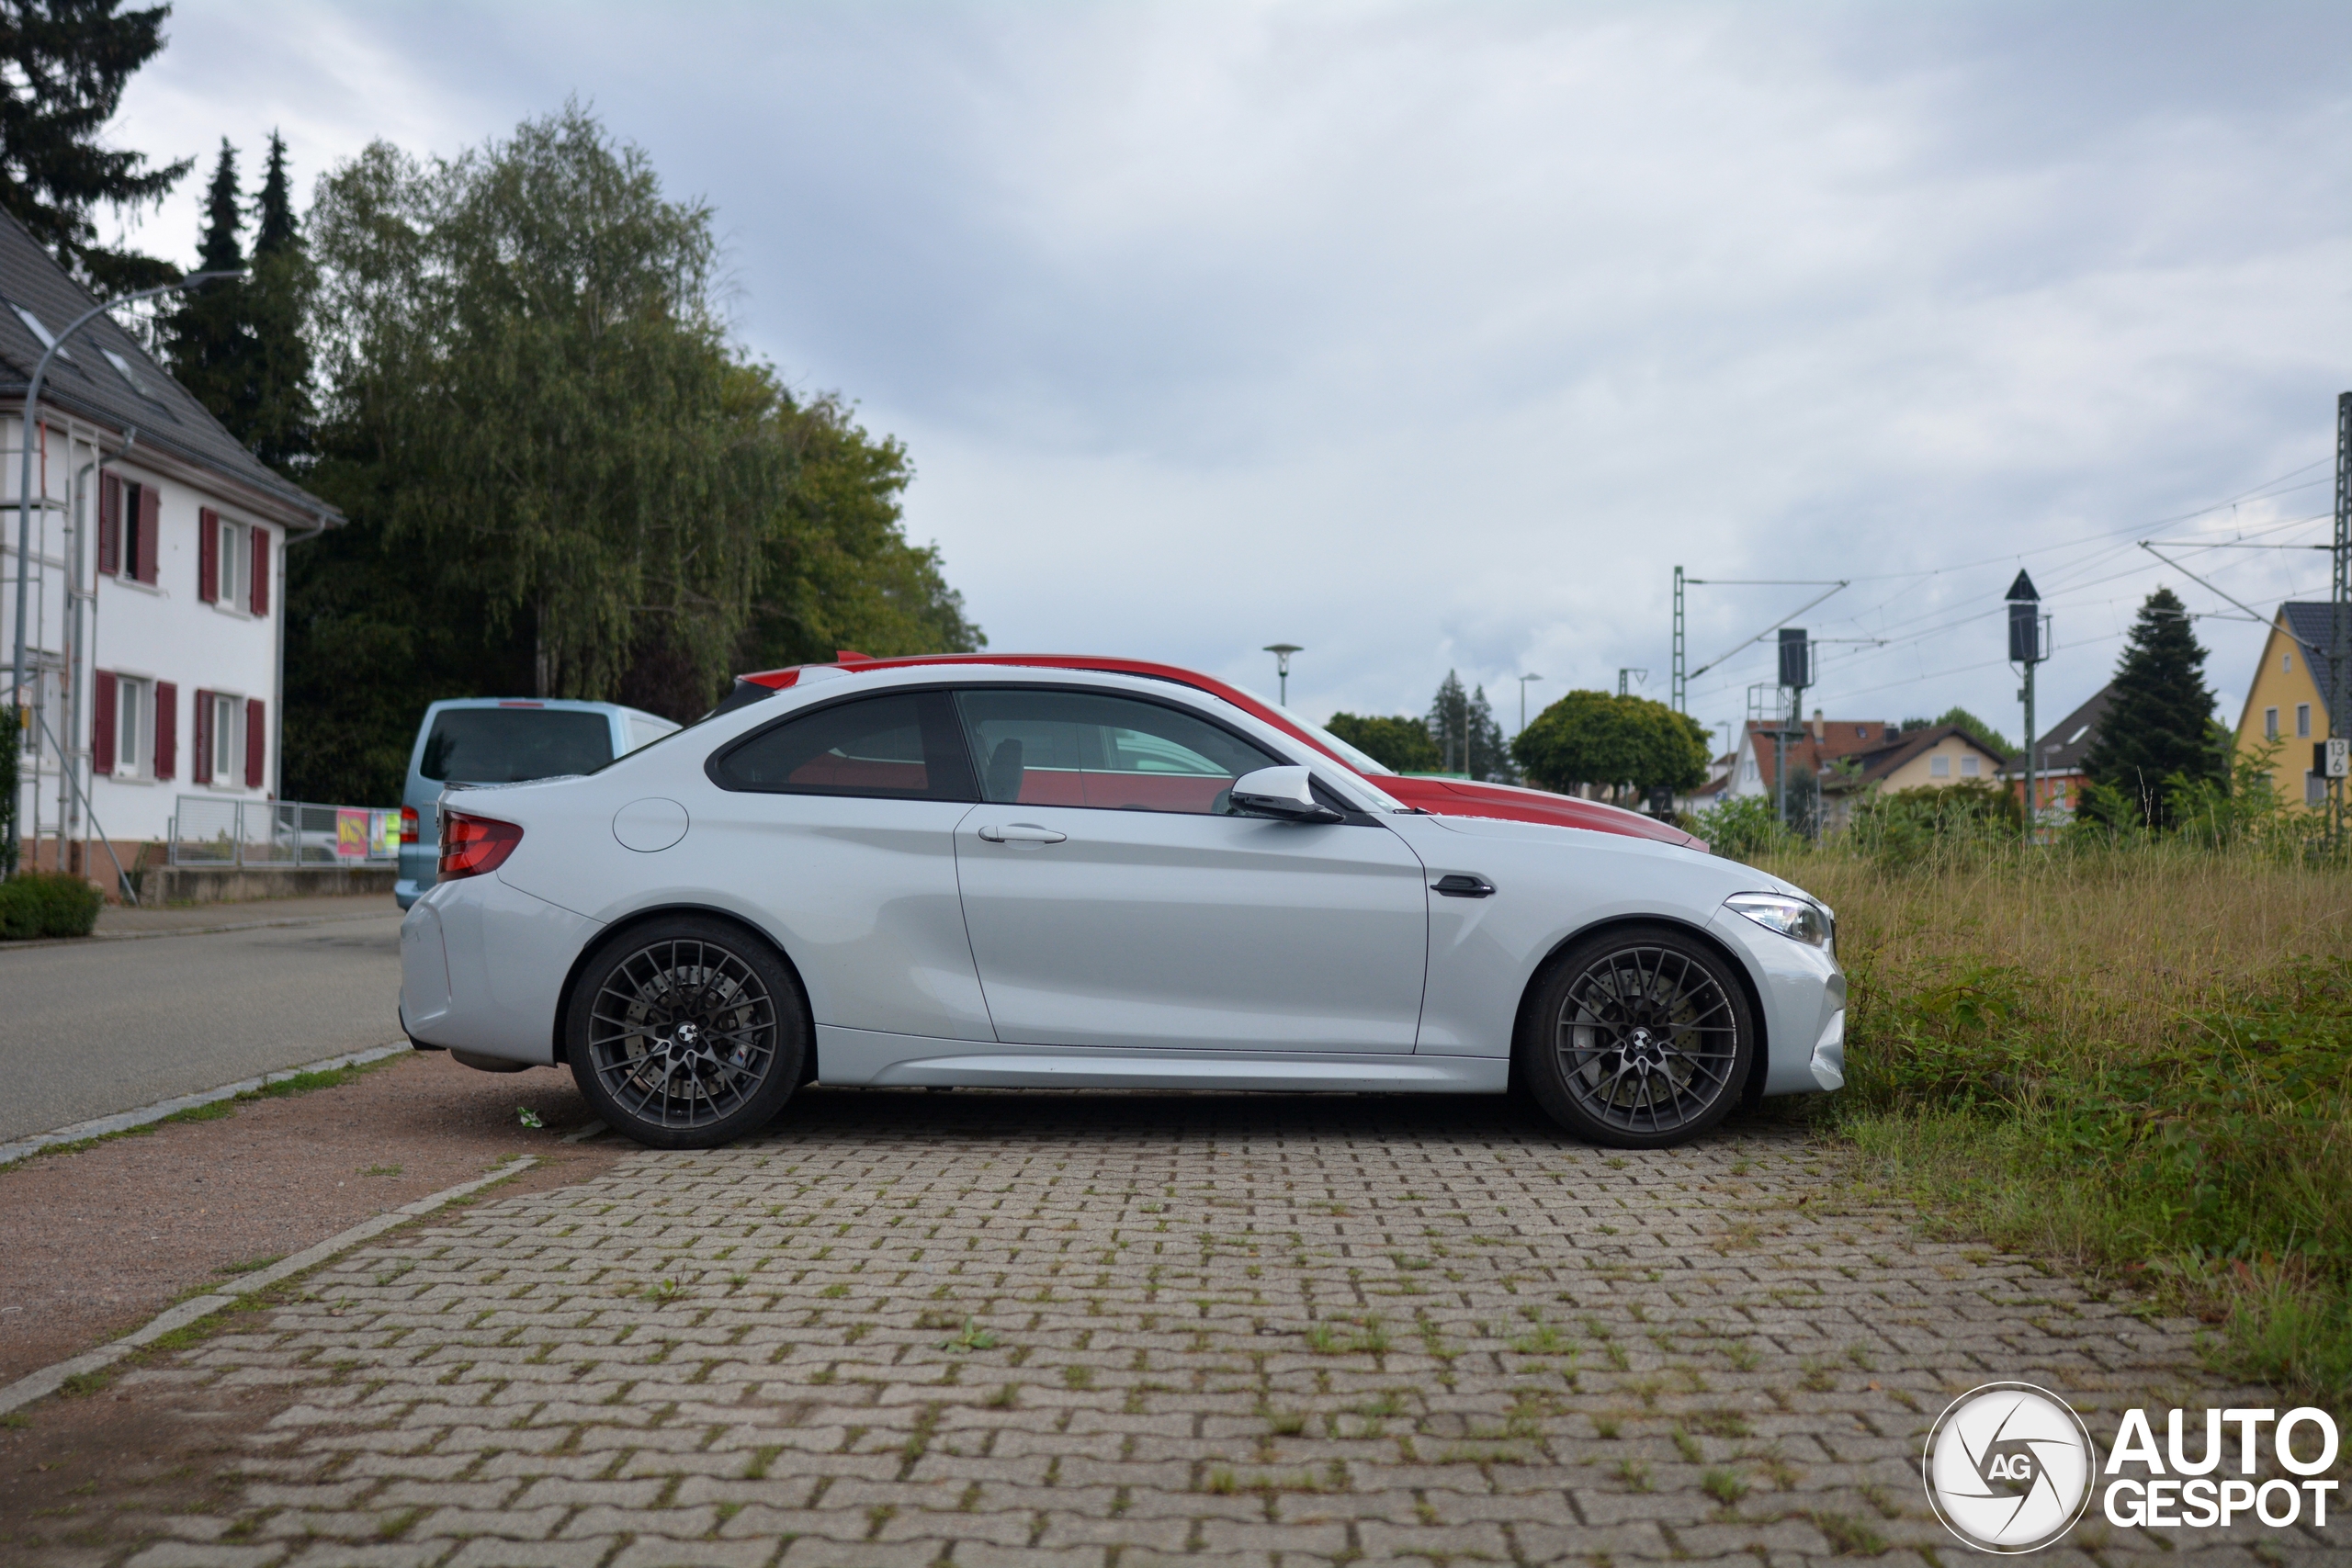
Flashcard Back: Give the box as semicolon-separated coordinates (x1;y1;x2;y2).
1816;722;2013;832
2232;603;2339;809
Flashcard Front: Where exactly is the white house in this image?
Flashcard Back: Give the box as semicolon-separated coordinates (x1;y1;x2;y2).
2;211;342;888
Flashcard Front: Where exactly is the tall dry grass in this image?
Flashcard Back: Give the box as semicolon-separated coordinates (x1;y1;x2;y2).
1754;840;2352;1406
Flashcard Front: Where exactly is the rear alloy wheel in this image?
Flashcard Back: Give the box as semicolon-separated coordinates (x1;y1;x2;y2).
566;917;806;1149
1520;924;1753;1149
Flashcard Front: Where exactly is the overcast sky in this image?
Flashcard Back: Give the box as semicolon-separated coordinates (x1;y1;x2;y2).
107;1;2352;750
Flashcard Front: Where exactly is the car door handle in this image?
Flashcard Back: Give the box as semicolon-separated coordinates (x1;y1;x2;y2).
1431;874;1495;897
978;823;1068;844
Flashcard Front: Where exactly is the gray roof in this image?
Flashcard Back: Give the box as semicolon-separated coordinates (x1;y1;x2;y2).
0;209;339;526
2282;602;2350;721
2014;683;2113;777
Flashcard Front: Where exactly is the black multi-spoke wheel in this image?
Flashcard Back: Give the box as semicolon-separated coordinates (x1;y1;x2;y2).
1519;925;1754;1149
565;917;807;1149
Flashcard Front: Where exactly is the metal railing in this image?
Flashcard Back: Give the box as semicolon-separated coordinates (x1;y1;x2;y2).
168;796;399;867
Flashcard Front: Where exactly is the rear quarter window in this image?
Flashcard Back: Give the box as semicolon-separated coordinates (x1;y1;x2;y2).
420;708;615;784
709;691;976;801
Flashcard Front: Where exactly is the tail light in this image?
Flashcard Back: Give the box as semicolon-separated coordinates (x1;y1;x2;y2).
438;812;523;880
399;806;419;845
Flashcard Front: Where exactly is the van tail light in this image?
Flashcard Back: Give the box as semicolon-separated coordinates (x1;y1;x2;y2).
438;812;523;880
399;806;420;845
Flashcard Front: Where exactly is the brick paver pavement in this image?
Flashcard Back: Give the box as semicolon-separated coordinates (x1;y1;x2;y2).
63;1091;2346;1565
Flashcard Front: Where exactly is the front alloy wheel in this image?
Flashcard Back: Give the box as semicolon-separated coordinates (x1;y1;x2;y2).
566;917;806;1149
1520;924;1753;1149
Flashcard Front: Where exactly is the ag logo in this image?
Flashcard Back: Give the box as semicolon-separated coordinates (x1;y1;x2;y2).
1923;1382;2098;1552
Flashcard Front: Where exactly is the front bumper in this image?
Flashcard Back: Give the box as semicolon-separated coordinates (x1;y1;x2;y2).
1707;907;1847;1096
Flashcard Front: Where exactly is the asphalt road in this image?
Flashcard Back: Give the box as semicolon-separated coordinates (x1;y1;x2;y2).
0;912;406;1142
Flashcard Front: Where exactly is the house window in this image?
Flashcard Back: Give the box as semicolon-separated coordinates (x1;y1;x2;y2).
120;481;145;580
2285;652;2294;672
115;677;148;776
1929;754;1951;778
2266;707;2280;740
210;693;241;784
2298;705;2312;739
2309;772;2327;808
215;516;250;607
1961;754;1981;777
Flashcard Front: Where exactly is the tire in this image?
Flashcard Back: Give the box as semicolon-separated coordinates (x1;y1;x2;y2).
565;916;808;1150
1518;923;1754;1149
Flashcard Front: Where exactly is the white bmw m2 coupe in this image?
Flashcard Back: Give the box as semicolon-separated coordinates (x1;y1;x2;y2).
399;663;1845;1149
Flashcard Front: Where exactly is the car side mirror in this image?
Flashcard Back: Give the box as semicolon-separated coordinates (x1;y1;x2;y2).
1229;765;1346;823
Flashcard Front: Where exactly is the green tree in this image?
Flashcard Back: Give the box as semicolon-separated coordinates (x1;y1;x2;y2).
2080;586;2224;827
734;390;981;675
163;133;315;471
1511;689;1710;804
282;104;982;799
245;130;316;469
1324;712;1442;773
1929;705;2012;757
1427;671;1514;783
310;108;783;705
0;0;190;289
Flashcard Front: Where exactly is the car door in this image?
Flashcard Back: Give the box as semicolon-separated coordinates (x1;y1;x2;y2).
951;685;1429;1054
701;688;994;1042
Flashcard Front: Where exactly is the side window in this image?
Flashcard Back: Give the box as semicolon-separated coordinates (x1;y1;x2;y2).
956;688;1280;814
711;691;975;800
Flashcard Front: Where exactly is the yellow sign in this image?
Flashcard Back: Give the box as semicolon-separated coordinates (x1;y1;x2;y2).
336;807;368;859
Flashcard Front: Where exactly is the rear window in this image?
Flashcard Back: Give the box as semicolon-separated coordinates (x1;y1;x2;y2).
419;708;614;784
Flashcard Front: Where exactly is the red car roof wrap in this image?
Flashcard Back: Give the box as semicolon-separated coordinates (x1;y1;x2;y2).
732;654;1706;851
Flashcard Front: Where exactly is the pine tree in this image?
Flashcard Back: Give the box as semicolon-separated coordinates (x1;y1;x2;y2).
0;0;191;288
2080;586;2223;826
165;141;262;436
1423;672;1516;784
1427;671;1468;773
243;130;315;469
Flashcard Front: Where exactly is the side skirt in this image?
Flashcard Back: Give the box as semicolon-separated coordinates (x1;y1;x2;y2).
814;1025;1510;1094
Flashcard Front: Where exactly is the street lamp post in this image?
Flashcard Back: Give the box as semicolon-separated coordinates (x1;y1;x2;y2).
1517;672;1542;733
11;271;242;712
1261;644;1303;707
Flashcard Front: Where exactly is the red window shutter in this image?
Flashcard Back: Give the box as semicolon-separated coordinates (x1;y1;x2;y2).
191;689;211;785
198;507;219;603
98;474;121;576
245;697;266;788
153;682;177;781
93;671;117;773
250;525;269;615
136;485;160;585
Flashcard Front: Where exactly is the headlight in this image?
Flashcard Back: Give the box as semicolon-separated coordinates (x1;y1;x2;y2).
1725;892;1833;950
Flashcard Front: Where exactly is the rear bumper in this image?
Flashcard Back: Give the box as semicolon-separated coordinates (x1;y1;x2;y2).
400;874;600;1066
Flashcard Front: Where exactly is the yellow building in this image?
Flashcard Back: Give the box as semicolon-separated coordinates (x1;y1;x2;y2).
2232;603;2343;808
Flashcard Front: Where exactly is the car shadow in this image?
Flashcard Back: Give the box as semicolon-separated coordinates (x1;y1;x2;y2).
752;1083;1805;1152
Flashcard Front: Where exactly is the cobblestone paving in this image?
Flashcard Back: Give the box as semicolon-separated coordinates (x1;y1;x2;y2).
74;1092;2345;1565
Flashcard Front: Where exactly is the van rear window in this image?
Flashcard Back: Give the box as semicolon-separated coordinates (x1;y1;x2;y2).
421;709;614;783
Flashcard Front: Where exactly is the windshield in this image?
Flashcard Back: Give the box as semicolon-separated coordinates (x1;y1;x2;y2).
1226;682;1397;775
420;707;614;784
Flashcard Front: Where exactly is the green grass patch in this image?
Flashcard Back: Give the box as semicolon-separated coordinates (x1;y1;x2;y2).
1760;840;2352;1408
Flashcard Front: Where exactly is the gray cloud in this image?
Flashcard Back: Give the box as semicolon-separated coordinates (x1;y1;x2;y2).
114;0;2352;736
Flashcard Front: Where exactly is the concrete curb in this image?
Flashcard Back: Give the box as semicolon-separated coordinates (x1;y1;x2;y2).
0;1155;537;1416
0;1041;413;1169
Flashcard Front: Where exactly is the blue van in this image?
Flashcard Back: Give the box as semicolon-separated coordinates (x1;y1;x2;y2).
397;698;681;908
